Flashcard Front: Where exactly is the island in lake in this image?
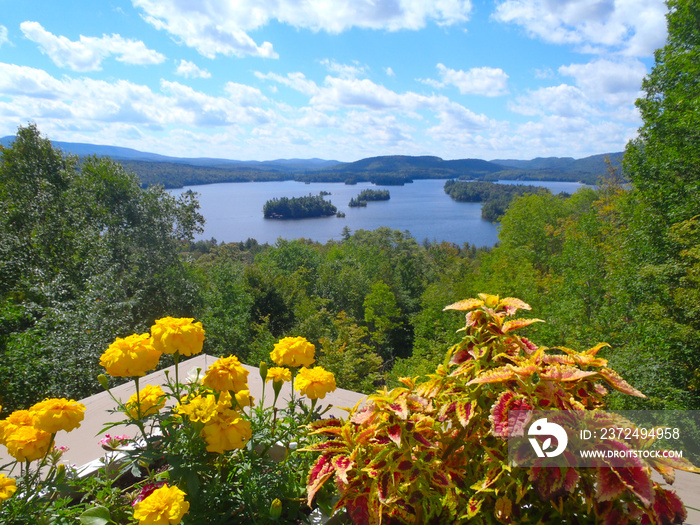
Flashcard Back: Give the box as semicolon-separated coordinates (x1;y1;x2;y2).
348;189;390;207
263;193;338;219
444;180;550;222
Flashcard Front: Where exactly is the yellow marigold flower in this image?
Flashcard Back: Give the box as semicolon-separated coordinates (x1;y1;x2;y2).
150;317;204;357
202;355;249;392
294;366;337;400
0;410;34;445
234;389;254;409
270;337;315;368
100;333;162;378
125;385;166;420
265;367;292;384
0;474;16;501
215;390;232;410
176;394;217;423
201;409;252;453
133;483;190;525
4;424;52;462
30;398;86;434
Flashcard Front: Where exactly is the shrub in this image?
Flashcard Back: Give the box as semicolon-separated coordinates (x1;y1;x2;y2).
305;294;698;524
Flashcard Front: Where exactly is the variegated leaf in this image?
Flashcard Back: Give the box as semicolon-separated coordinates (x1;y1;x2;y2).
489;391;533;437
387;398;409;420
456;400;476;428
539;365;598;382
529;456;579;501
597;368;646;398
443;298;483;311
350;405;376;425
333;455;354;484
499;297;532;314
306;455;335;506
355;426;378;446
308;417;341;432
585;342;611;355
387;423;402;447
466;496;483;518
302;441;347;453
467;366;517;385
651;487;687;525
431;470;450;487
647;451;700;474
502;318;544;333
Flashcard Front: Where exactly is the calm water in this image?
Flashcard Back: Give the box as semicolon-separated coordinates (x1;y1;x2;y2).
170;179;585;247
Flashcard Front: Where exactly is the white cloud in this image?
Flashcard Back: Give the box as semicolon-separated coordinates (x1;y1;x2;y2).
0;63;273;132
224;82;268;107
20;21;166;71
493;0;667;57
433;63;509;96
559;58;646;106
254;71;320;96
132;0;472;58
385;66;396;77
0;26;9;47
175;59;211;78
509;84;594;118
510;115;635;157
319;59;367;80
534;67;555;79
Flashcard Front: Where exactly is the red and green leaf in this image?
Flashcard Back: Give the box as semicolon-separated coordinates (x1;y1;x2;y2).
499;297;531;314
597;368;646;398
650;487;687;525
443;298;484;311
456;400;476;428
387;423;402;447
489;391;533;437
468;366;517;385
502;318;544;333
539;365;598;382
333;455;354;484
307;455;335;506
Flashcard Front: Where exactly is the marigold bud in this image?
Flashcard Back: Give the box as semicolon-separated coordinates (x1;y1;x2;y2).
98;374;109;389
259;361;268;382
270;498;282;520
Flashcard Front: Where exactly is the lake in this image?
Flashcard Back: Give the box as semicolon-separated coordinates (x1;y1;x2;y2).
170;179;586;247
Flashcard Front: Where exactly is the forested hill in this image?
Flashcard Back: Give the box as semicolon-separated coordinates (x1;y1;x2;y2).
0;135;621;188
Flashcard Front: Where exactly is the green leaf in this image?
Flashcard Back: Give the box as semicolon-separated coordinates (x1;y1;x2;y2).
79;506;113;525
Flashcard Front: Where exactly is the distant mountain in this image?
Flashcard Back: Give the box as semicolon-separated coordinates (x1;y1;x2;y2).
491;152;623;175
327;155;502;175
0;135;623;188
0;136;342;172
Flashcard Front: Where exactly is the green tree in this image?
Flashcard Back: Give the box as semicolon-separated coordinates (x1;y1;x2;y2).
363;281;402;360
624;0;700;224
0;125;204;410
317;312;383;393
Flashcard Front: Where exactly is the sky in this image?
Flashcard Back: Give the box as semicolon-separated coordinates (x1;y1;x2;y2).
0;0;668;162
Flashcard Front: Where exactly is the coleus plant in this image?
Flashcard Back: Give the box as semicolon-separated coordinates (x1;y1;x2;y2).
304;294;699;524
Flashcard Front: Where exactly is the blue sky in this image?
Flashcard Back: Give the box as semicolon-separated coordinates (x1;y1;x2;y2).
0;0;667;161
